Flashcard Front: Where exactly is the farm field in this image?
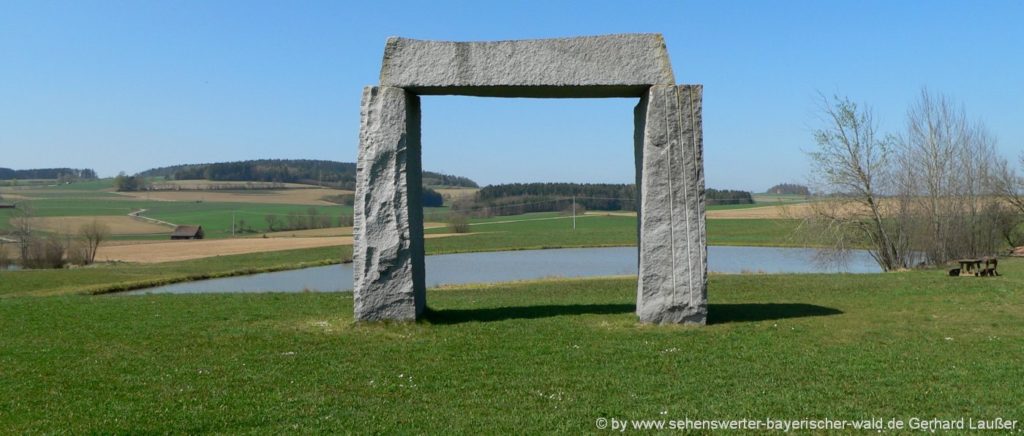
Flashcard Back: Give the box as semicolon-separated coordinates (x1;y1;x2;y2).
0;178;355;236
33;216;171;236
1;180;808;242
1;263;1022;432
707;202;812;219
434;187;479;203
115;187;352;205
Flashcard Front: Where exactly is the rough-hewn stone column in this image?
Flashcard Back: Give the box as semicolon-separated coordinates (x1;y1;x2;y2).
353;86;425;321
635;84;707;324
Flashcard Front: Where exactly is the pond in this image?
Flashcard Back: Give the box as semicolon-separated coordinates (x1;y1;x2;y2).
122;246;881;295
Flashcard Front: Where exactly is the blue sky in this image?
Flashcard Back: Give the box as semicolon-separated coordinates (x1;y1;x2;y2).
1;0;1021;191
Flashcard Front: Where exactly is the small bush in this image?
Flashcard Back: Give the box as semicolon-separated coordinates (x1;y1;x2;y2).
560;203;586;216
0;242;9;269
66;240;91;266
447;214;471;234
21;235;68;269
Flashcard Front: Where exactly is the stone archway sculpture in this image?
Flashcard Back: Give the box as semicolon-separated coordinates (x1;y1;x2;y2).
354;34;706;324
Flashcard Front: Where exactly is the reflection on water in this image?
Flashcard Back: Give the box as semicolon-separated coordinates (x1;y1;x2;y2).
122;246;881;295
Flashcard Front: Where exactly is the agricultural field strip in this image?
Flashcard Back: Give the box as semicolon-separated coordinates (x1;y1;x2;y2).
467;214;602;226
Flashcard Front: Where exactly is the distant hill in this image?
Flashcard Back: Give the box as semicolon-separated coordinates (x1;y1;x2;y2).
137;159;478;190
0;167;97;180
766;183;810;196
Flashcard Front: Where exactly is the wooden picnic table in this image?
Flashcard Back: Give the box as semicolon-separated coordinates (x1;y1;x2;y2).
956;257;998;277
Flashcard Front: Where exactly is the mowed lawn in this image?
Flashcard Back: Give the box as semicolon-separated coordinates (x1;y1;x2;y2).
1;264;1022;432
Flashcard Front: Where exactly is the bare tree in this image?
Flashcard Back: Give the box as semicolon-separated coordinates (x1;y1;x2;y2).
264;214;282;232
10;203;35;263
992;154;1024;214
898;89;1005;262
0;240;9;269
804;94;915;271
78;219;110;264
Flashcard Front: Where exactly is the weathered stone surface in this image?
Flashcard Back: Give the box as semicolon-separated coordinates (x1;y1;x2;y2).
380;34;675;98
635;85;707;324
353;86;425;321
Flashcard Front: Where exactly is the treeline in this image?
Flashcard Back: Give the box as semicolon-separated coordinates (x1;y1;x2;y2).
113;173;148;192
137;159;478;190
454;183;753;217
706;189;753;205
766;183;810;196
139;160;358;187
423;173;479;188
262;208;353;232
324;187;444;207
0;167;97;180
477;183;637;210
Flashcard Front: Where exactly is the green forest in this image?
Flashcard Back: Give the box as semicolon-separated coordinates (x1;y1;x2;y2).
455;183;753;217
136;159;478;189
0;168;97;180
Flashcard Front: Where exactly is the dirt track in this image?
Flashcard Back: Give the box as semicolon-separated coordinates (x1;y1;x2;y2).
96;233;463;263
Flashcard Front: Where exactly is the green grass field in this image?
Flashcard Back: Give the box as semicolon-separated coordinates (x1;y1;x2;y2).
0;246;352;298
1;264;1021;432
0;178;355;238
0;197;357;238
141;202;354;237
1;180;807;242
430;214;802;252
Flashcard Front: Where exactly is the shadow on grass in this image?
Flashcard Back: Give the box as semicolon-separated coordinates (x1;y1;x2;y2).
424;304;634;325
708;303;842;325
425;303;842;325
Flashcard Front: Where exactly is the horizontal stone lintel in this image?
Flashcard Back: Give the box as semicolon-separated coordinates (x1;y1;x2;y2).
400;85;653;98
380;34;676;92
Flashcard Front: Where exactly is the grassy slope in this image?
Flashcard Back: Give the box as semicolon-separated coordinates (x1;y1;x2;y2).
1;264;1022;432
142;202;354;238
0;198;357;238
428;214;802;252
0;246;352;297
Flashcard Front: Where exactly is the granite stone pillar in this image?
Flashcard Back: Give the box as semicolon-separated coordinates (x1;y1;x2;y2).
353;86;425;321
635;84;707;324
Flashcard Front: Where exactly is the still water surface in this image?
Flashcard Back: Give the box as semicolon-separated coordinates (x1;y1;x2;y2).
122;246;880;295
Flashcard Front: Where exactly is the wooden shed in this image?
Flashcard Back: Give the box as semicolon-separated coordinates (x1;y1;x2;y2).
170;225;204;240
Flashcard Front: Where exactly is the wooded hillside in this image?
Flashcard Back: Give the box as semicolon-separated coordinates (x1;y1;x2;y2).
0;168;97;180
137;159;477;189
